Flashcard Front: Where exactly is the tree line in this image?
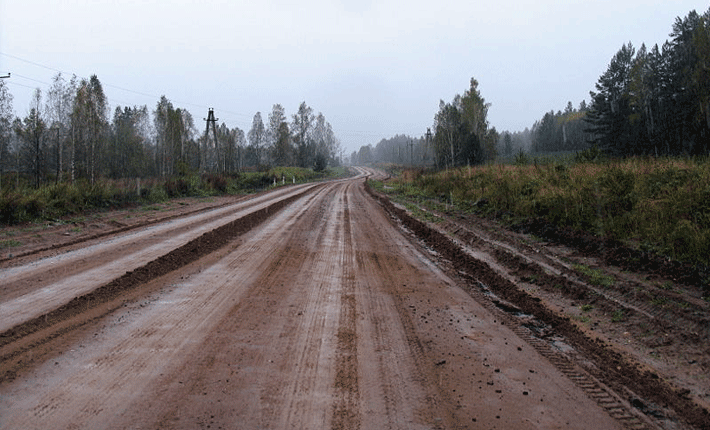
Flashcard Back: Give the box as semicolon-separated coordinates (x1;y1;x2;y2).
521;7;710;157
351;77;498;168
0;74;342;188
351;6;710;165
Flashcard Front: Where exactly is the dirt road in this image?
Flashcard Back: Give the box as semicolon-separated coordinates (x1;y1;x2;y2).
0;169;673;429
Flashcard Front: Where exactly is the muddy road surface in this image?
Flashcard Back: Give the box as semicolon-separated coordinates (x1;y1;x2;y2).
0;168;689;429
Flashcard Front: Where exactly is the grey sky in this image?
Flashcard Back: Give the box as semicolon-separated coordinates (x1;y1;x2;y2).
1;0;707;154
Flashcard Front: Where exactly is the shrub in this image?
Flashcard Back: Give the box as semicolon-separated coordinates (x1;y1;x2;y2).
204;174;228;193
148;185;168;203
164;178;192;197
0;191;23;224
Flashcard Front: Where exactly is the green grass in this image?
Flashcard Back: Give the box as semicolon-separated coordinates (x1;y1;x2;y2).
141;205;163;212
0;239;21;249
382;157;710;272
612;309;625;322
573;264;615;288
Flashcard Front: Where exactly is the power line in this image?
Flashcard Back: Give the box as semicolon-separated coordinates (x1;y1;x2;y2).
10;73;51;86
6;80;39;90
0;51;255;122
0;51;413;142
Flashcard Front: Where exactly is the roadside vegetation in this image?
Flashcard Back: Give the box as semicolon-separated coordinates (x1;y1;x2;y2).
0;166;346;225
371;154;710;276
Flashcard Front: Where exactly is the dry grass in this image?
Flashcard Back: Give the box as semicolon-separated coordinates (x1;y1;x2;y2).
386;156;710;268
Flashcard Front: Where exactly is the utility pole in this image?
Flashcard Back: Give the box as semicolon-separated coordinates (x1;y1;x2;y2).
203;108;219;172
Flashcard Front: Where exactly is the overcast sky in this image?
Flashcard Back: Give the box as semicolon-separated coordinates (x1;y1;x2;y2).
1;1;708;154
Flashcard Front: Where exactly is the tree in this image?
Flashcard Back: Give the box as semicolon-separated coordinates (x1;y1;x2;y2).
532;111;558;152
267;104;288;165
153;96;173;176
216;122;236;173
666;10;705;154
247;112;266;167
0;80;13;187
502;132;513;156
292;102;314;168
15;89;47;188
358;145;373;164
582;8;710;157
691;9;710;152
460;78;493;160
434;100;461;168
179;109;197;170
272;121;291;166
432;77;497;167
234;127;246;172
45;73;77;182
312;112;340;168
109;105;151;178
433;96;482;168
373;134;426;165
152;97;198;175
586;42;636;156
71;75;108;183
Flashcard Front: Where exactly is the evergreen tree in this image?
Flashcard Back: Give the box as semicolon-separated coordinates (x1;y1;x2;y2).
586;42;636;156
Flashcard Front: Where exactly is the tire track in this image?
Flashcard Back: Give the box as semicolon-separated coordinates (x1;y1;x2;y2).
471;281;654;430
366;182;708;430
332;187;361;430
0;185;319;383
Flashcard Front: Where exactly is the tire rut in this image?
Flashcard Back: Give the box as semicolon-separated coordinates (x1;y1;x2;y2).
366;183;710;430
0;185;319;383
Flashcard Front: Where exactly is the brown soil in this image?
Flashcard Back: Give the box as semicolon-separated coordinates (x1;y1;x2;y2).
367;182;710;429
0;194;250;266
0;168;706;429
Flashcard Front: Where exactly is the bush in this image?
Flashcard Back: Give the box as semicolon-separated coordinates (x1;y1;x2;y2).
204;174;228;193
0;191;23;224
148;185;168;203
164;178;192;197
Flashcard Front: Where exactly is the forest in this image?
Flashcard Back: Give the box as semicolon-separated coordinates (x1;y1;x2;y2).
0;74;342;189
354;7;710;164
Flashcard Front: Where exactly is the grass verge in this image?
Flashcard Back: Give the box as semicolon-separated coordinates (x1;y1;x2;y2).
0;167;348;226
372;156;710;289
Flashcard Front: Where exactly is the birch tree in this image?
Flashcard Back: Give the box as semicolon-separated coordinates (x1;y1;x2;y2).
247;112;266;167
292;102;314;168
71;75;108;183
45;73;76;182
0;80;13;187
